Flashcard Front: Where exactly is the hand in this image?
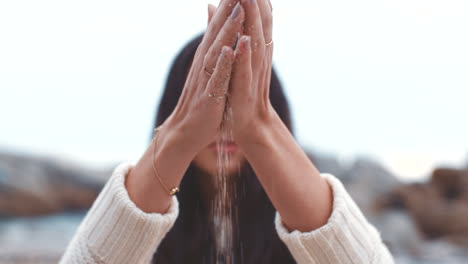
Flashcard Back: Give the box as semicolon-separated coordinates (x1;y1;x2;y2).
126;1;245;213
229;0;275;144
159;0;245;155
225;0;333;232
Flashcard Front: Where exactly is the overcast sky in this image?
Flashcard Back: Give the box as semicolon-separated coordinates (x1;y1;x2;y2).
0;0;467;181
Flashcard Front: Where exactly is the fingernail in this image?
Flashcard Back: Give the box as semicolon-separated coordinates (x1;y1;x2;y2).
241;36;250;51
222;46;230;56
244;36;251;47
250;0;256;4
231;2;241;19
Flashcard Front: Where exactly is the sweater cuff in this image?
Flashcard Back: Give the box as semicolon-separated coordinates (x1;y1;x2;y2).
81;162;179;264
275;173;392;264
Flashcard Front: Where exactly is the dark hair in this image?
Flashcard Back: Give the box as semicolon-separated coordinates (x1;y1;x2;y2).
152;34;296;264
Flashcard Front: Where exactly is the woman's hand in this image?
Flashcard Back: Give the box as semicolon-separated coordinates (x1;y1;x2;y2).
229;0;334;232
229;0;275;144
126;0;245;214
160;1;245;154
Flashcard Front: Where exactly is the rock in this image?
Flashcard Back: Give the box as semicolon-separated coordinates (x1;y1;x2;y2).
2;148;466;263
414;239;468;262
308;151;402;216
344;158;400;217
370;210;424;256
306;151;401;188
0;151;111;216
305;151;348;181
0;212;85;264
379;167;468;248
431;168;468;201
395;239;468;264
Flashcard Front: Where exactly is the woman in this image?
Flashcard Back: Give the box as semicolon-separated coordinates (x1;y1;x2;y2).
61;0;394;263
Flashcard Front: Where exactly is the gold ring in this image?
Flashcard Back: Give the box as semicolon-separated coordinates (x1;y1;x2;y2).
265;39;273;47
204;66;213;76
208;92;227;100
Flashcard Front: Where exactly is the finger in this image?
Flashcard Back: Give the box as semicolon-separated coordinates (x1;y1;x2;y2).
259;46;273;103
204;46;235;103
199;0;239;56
204;3;244;75
208;4;217;25
257;0;273;45
241;0;265;66
231;35;253;99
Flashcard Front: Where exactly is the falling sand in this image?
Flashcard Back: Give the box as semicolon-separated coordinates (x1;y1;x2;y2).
212;102;239;264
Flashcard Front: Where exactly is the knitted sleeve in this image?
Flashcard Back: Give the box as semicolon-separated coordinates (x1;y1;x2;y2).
60;163;179;264
275;173;395;264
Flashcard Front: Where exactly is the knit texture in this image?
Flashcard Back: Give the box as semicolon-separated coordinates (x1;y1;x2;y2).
275;173;394;264
60;163;179;264
60;163;394;264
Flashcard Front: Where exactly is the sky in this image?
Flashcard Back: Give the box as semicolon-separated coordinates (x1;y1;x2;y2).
0;0;467;181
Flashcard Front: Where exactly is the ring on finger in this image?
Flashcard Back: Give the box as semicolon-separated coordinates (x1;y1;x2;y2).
208;92;227;100
265;39;273;47
204;66;214;76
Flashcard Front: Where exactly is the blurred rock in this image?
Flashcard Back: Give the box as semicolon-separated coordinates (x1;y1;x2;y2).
306;151;348;181
371;209;424;256
0;212;84;264
395;239;468;264
1;148;468;263
380;167;468;249
345;158;400;215
310;151;468;262
431;168;468;201
308;151;400;215
0;151;111;216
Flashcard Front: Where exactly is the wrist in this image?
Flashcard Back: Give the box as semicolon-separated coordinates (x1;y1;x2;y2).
125;126;196;214
157;126;198;162
236;108;284;150
160;120;205;157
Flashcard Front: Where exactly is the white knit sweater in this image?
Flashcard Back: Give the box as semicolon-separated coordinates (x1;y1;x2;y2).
60;163;394;263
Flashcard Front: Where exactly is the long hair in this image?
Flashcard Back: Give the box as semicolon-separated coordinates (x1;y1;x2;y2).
152;34;296;264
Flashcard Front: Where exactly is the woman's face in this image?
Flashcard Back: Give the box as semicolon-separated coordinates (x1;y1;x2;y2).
193;138;246;177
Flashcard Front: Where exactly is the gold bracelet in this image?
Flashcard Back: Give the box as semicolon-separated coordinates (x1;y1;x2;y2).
152;127;180;196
